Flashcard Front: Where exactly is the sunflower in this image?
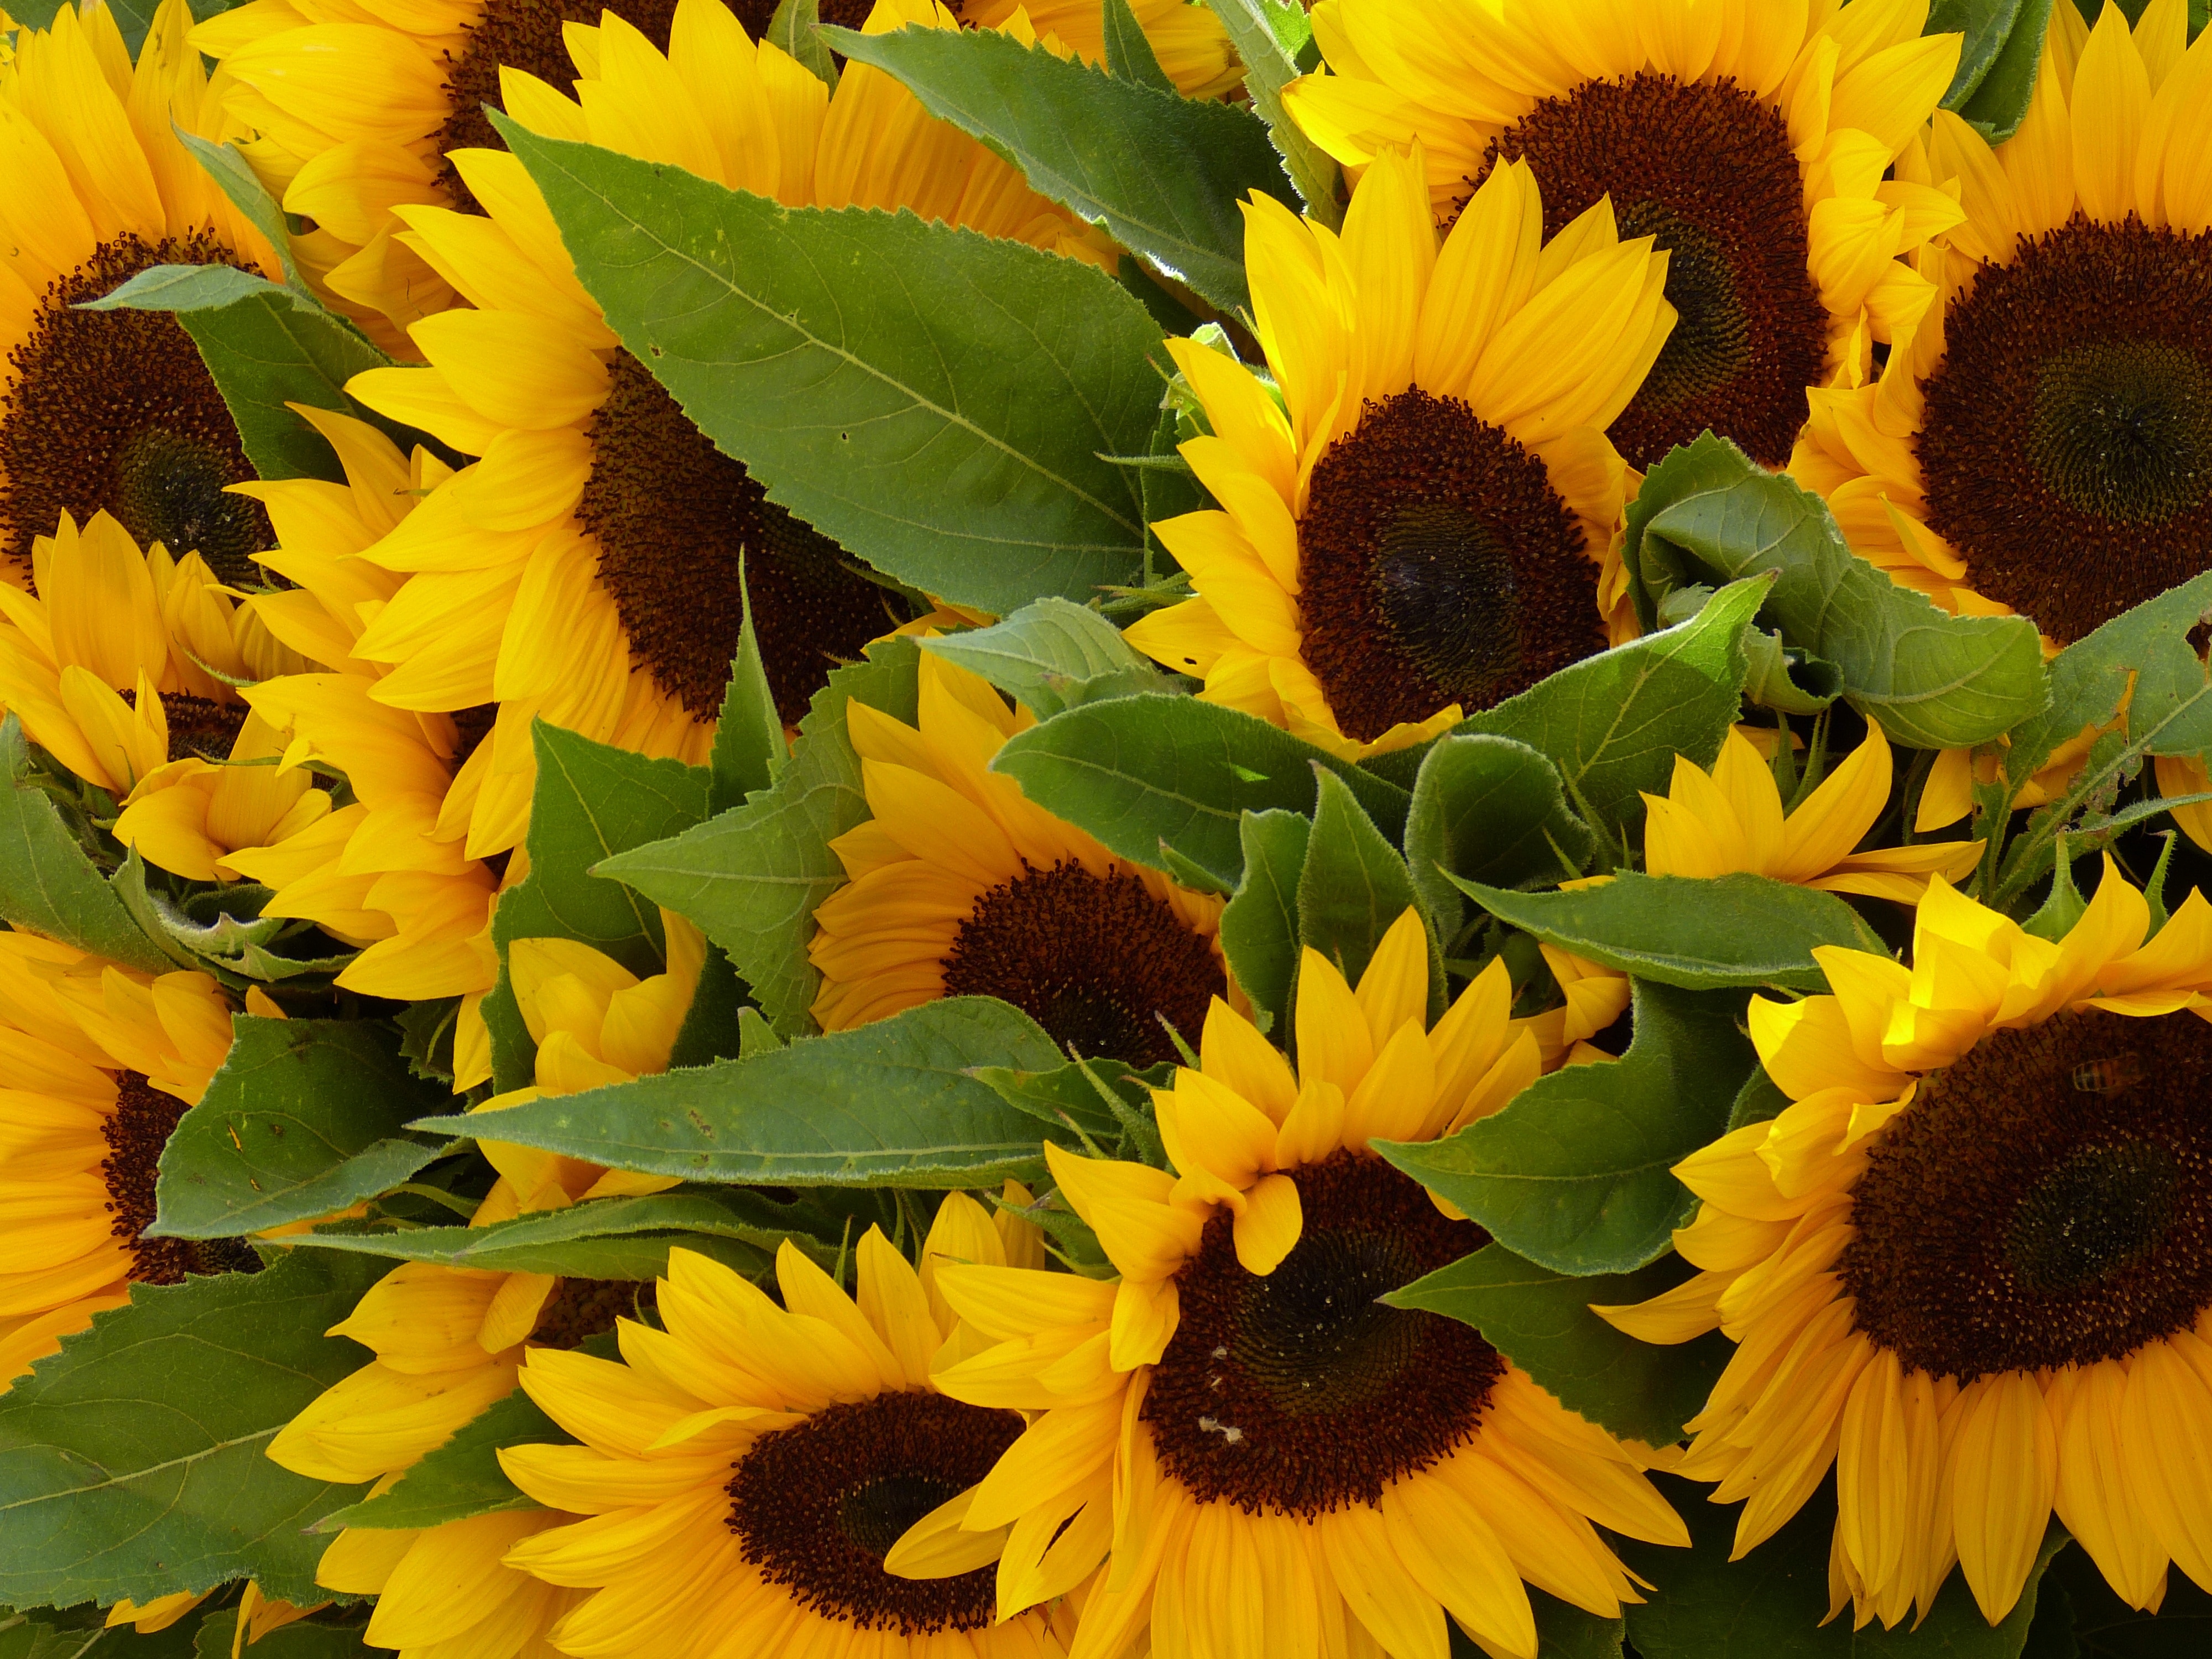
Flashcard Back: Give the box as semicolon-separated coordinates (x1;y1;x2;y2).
1281;0;1965;473
1601;858;2212;1627
196;0;1228;355
0;930;246;1389
912;908;1688;1659
488;1202;1070;1659
1785;2;2212;836
806;650;1235;1062
217;408;505;1084
264;0;1118;867
105;1585;318;1645
0;509;319;869
268;928;696;1659
1643;726;1983;901
1124;145;1677;759
0;0;285;581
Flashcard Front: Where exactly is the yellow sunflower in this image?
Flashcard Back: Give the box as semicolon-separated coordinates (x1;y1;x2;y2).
915;908;1688;1659
1124;145;1677;759
1644;726;1983;902
1786;1;2212;834
1282;0;1965;472
195;0;1229;354
105;1585;319;1645
1602;858;2212;1627
217;408;505;1084
282;0;1116;865
487;1203;1071;1659
269;928;695;1659
0;0;284;581
0;930;244;1389
0;510;318;869
807;650;1236;1061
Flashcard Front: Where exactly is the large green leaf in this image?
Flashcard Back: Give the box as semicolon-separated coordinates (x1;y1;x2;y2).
1217;807;1309;1037
411;998;1073;1187
0;1250;382;1609
0;717;167;974
1296;769;1433;1004
830;24;1296;314
1940;0;2059;144
1388;1244;1729;1449
1459;577;1768;848
2051;1537;2212;1656
317;1388;565;1534
598;637;922;1037
1200;0;1340;225
1454;872;1889;993
294;1187;855;1276
0;1610;202;1659
990;692;1409;890
1378;983;1756;1274
1622;436;2046;750
192;1614;372;1659
481;722;713;1090
85;268;414;486
151;1017;450;1240
1621;1479;2065;1658
1100;0;1177;90
707;566;789;815
917;599;1168;719
1403;733;1595;935
498;117;1160;614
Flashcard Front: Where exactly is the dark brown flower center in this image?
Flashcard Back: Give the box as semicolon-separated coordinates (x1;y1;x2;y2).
1477;73;1827;469
103;1071;258;1285
727;1390;1024;1633
940;858;1224;1067
530;1276;654;1348
1841;1009;2212;1381
1142;1149;1501;1515
1297;387;1599;742
0;233;272;583
1917;214;2212;645
577;351;898;726
119;688;249;764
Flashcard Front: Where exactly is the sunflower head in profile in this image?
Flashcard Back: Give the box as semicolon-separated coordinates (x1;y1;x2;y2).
1284;0;1965;473
488;1198;1065;1659
808;651;1235;1061
0;0;284;580
197;0;1229;352
0;932;245;1389
907;909;1688;1659
1126;146;1677;759
269;928;697;1659
1603;858;2212;1629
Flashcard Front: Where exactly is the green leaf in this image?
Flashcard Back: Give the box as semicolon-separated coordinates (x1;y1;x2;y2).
666;945;752;1070
1198;0;1341;225
1622;435;2047;750
1389;1243;1730;1448
1620;1478;2065;1658
828;24;1296;314
498;116;1158;615
1403;733;1594;935
970;1056;1170;1165
151;1016;450;1240
1460;576;1769;847
990;693;1409;889
175;134;306;295
1377;982;1756;1274
708;561;789;815
2053;1537;2212;1657
1455;871;1889;993
86;268;414;486
1218;807;1309;1037
1944;0;2059;144
0;1250;382;1609
1100;0;1176;91
315;1387;568;1534
193;1614;373;1659
410;998;1073;1186
597;637;922;1037
765;0;834;87
1296;769;1433;1004
481;722;712;1089
292;1187;839;1276
917;598;1168;719
0;717;168;974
